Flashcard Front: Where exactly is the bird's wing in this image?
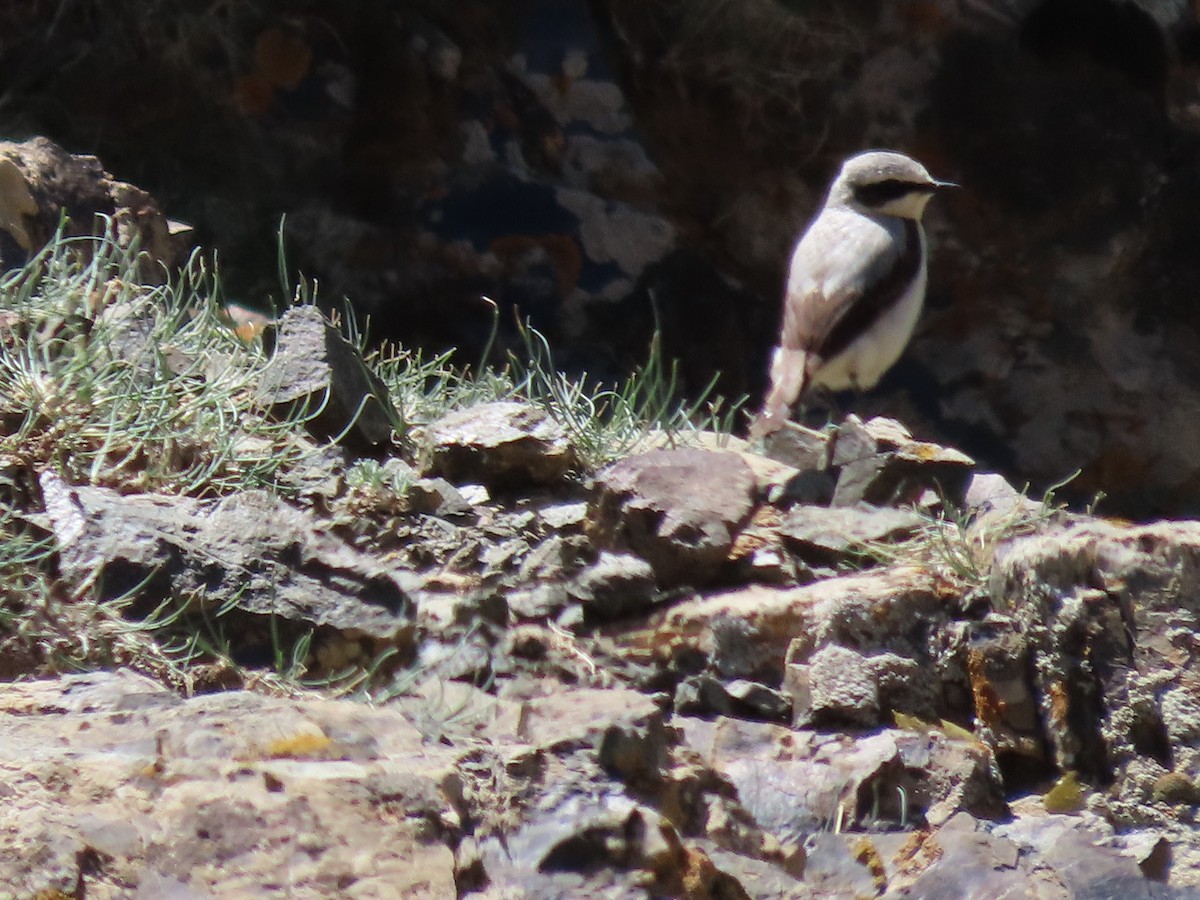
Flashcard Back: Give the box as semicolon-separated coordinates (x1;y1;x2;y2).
779;210;921;364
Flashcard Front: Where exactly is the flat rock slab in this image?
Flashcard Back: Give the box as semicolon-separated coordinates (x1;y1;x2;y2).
424;400;577;489
0;671;458;898
588;447;756;587
780;504;923;564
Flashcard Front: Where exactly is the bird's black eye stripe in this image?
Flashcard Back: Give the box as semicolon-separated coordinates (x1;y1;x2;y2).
853;178;931;207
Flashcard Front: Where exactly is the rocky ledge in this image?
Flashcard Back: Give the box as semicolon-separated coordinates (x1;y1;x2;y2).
2;372;1200;897
6;388;1200;899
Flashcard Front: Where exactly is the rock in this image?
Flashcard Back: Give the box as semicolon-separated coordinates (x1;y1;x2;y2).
477;794;679;898
895;813;1054;897
0;672;460;897
536;500;589;531
423;400;577;489
964;472;1041;520
255;305;398;449
674;675;792;724
650;568;945;684
802;832;888;898
700;844;808;900
779;504;923;566
39;472;417;664
790;644;886;727
405;476;473;517
589;447;756;588
571;551;658;619
831;416;975;508
758;423;831;477
990;516;1200;835
962;615;1044;763
678;717;1002;855
503;533;592;620
521;687;664;757
991;812;1170;900
0;136;183;278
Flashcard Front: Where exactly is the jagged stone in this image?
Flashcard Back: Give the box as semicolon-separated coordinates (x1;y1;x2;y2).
676;717;1004;859
831;416;975;508
256;304;398;449
651;569;945;684
758;421;831;476
964;471;1041;519
406;475;473;517
789;644;884;727
39;472;416;655
423;400;578;489
961;615;1044;763
536;499;589;532
571;550;658;619
676;675;791;723
477;795;679;898
992;520;1200;784
588;447;756;588
0;136;183;277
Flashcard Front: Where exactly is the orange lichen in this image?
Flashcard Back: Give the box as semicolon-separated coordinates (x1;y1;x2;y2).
967;649;1006;729
255;27;313;90
232;72;275;116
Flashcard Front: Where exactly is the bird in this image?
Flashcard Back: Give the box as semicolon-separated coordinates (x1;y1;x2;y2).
748;150;955;439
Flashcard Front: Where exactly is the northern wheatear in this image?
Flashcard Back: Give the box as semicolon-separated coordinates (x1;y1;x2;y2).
749;150;954;439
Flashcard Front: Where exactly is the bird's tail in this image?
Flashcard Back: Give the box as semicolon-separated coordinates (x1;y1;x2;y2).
748;347;809;440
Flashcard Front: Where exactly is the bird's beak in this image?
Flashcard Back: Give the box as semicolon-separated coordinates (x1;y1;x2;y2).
933;179;959;190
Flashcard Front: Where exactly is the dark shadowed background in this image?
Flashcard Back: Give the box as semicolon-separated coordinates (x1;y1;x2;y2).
3;0;1200;516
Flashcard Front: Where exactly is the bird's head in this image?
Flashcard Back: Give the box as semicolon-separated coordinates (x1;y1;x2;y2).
828;150;955;220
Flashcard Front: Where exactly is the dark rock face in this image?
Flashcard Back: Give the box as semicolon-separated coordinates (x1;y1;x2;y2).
8;3;1200;512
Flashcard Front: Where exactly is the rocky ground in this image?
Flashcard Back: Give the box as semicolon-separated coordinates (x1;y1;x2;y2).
8;378;1200;897
3;134;1200;898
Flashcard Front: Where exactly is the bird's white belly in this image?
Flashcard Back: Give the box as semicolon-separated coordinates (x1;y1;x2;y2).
810;265;927;392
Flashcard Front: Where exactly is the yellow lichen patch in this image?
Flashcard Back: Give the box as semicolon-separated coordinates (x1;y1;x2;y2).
854;836;888;892
937;718;977;742
892;829;942;880
264;724;334;759
891;709;978;743
892;710;930;732
0;157;38;251
1043;771;1084;813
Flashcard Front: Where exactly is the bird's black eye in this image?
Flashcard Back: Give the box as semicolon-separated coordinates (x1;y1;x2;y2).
853;178;929;207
